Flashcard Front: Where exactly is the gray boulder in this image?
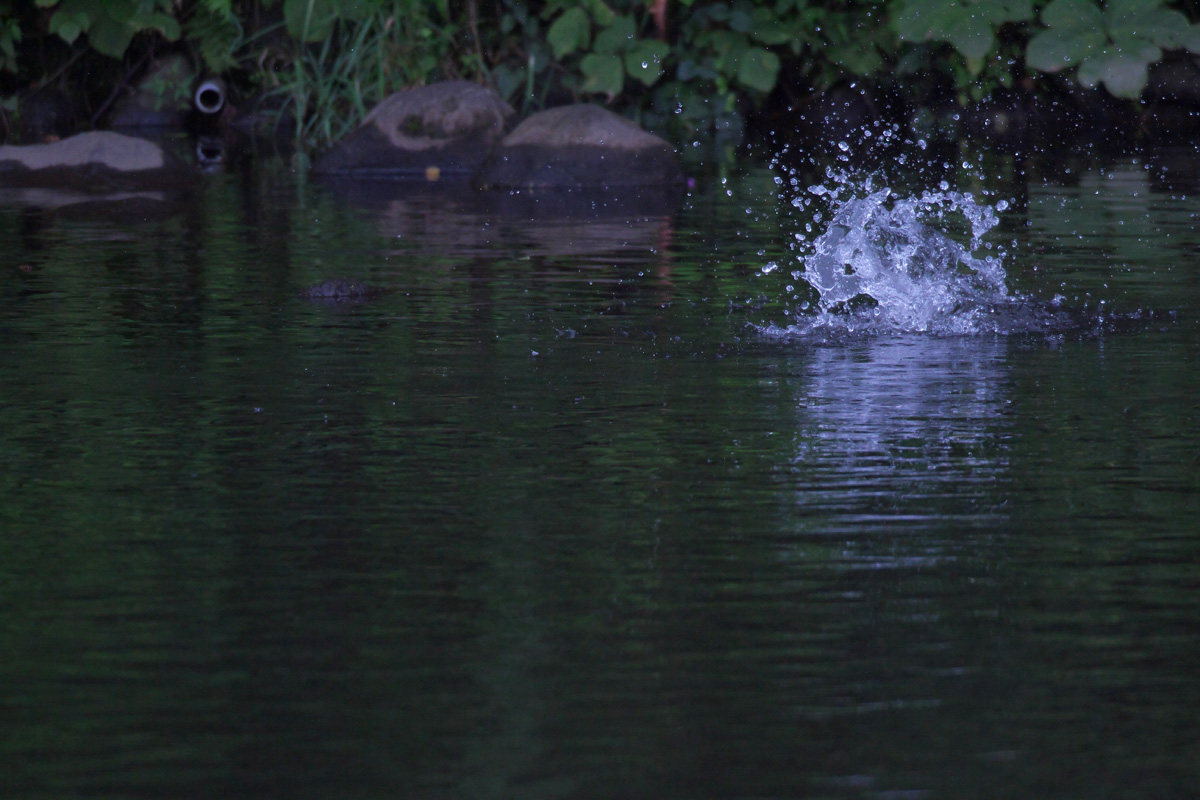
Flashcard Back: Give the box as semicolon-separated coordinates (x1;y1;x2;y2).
312;81;515;178
0;131;186;189
475;104;684;189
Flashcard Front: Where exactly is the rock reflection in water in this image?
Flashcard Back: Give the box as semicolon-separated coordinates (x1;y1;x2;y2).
315;177;682;260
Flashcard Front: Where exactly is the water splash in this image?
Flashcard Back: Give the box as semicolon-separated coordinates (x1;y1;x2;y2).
809;184;1010;333
755;133;1177;339
761;167;1026;336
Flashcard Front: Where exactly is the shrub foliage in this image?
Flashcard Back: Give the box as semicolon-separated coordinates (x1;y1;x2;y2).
3;0;1200;148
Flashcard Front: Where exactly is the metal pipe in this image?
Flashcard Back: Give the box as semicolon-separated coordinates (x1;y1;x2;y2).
194;78;226;115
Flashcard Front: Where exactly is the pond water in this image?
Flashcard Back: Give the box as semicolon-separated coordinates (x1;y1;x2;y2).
2;134;1199;799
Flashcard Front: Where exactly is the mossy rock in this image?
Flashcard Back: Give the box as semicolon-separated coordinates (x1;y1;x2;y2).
475;105;684;189
0;131;188;190
312;81;515;178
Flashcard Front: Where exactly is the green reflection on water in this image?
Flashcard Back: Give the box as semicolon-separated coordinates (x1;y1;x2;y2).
2;145;1199;799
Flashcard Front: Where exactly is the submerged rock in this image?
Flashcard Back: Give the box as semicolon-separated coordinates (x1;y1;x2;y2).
312;81;515;178
475;104;684;189
0;131;186;189
299;279;390;302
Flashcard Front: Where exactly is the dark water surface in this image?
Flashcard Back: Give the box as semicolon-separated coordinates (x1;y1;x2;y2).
2;140;1199;799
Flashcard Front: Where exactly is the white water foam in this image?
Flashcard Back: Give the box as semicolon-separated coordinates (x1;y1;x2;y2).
757;132;1174;339
760;166;1026;336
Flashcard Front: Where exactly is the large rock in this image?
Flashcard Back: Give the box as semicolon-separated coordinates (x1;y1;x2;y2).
0;131;186;189
312;81;515;177
475;104;684;189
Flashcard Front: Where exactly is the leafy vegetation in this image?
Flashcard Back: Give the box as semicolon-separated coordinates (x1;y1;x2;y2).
1026;0;1200;98
4;0;1200;150
41;0;181;58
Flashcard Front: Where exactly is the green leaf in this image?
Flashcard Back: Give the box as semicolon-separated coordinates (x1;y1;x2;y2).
747;7;792;45
580;52;624;97
547;7;590;60
705;4;731;23
706;29;747;61
582;0;615;27
1026;27;1104;71
88;13;137;58
975;0;1035;25
943;8;995;67
735;46;779;93
893;0;999;71
624;39;669;86
186;5;242;72
142;12;180;42
1040;0;1104;32
1173;24;1200;54
1104;0;1152;20
1078;48;1154;99
99;0;138;24
1107;6;1185;51
676;58;716;82
728;8;754;33
49;9;91;45
828;42;883;77
490;63;526;101
892;0;942;42
592;15;636;54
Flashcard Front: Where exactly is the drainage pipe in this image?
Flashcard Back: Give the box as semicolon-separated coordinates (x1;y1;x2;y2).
194;78;226;115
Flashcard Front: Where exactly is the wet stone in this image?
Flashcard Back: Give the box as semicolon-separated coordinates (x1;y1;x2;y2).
0;131;188;190
312;81;515;178
475;104;684;189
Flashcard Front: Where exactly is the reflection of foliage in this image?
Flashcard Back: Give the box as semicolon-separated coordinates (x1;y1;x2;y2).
1020;158;1200;306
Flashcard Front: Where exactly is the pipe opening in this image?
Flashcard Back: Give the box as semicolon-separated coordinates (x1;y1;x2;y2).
194;80;225;115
